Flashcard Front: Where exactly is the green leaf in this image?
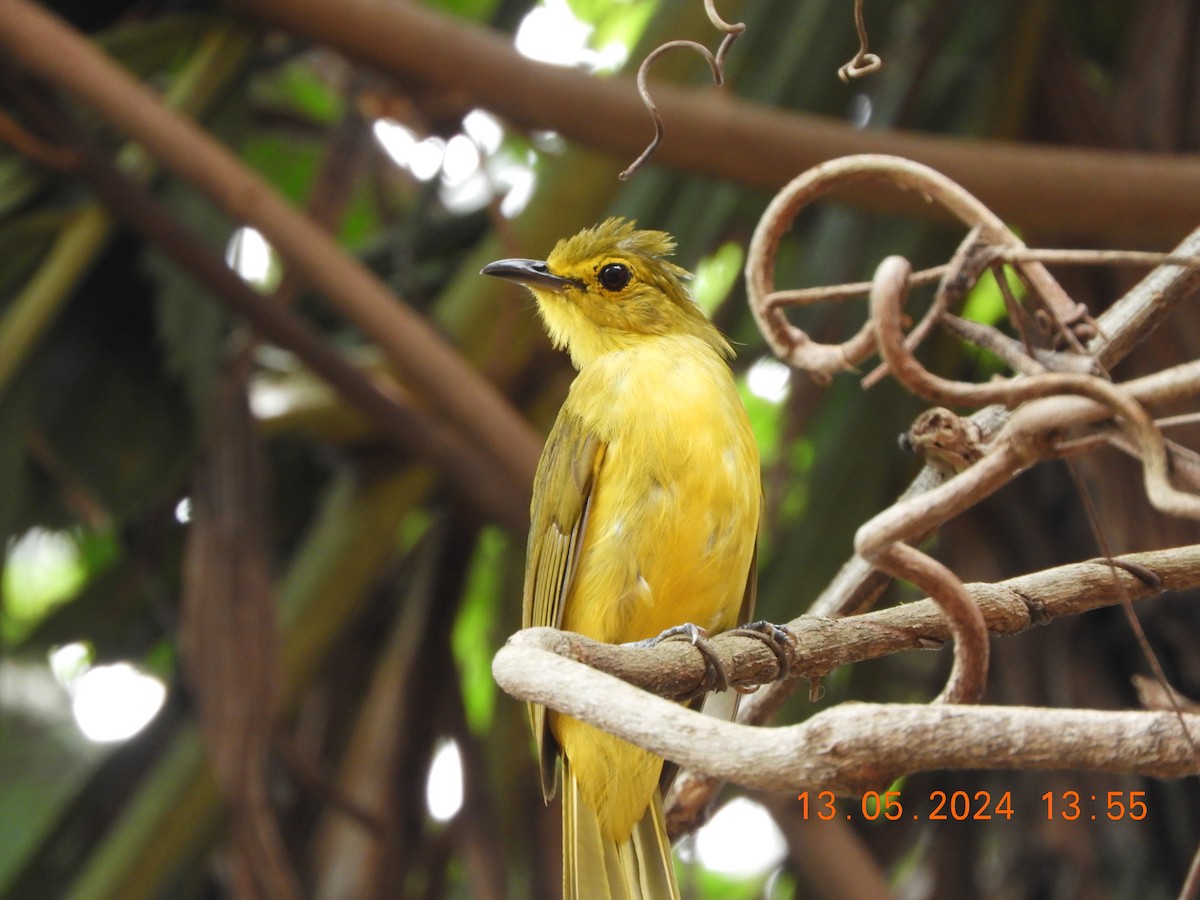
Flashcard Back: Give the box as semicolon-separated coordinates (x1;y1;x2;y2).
738;379;783;466
960;265;1023;325
692;240;744;316
2;529;88;644
242;135;322;206
452;527;508;733
2;528;118;647
590;0;658;56
252;60;344;126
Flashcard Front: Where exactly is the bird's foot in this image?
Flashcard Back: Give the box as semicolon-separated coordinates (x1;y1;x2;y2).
725;620;795;693
643;623;729;699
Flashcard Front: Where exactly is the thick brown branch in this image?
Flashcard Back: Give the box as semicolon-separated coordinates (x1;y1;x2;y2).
1089;228;1200;368
215;0;1200;241
492;643;1200;795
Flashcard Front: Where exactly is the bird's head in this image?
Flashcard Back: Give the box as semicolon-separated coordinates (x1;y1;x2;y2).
481;218;732;369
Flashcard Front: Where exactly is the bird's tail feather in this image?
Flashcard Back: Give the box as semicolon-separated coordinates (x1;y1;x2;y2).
563;765;680;900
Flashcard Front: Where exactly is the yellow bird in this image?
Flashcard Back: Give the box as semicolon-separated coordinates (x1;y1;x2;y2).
483;219;761;899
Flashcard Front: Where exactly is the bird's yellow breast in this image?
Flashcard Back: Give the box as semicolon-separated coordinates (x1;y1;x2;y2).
550;333;760;842
559;333;760;645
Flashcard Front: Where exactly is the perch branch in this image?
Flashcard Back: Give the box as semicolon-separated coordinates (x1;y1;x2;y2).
497;545;1199;707
492;642;1200;795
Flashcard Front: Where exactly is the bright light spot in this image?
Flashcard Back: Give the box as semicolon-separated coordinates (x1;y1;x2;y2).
3;528;85;622
409;137;446;182
373;118;418;166
72;663;167;743
174;497;192;524
695;797;786;877
747;357;791;404
7;528;78;581
442;134;481;186
596;41;630;72
499;166;536;218
531;130;566;154
248;380;293;420
375;119;479;192
850;93;873;129
49;641;92;689
462;109;504;155
440;172;493;215
426;739;464;822
515;0;594;67
225;227;275;289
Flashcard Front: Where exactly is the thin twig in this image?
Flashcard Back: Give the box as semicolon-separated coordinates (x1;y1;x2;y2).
772;239;1200;391
766;263;949;308
745;154;1082;378
869;255;1200;519
940;314;1062;377
619;0;744;180
0;104;79;169
838;0;882;82
1004;247;1200;269
860;226;989;388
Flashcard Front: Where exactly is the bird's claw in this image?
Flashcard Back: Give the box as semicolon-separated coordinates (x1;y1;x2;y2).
647;623;730;698
638;621;794;699
725;620;794;693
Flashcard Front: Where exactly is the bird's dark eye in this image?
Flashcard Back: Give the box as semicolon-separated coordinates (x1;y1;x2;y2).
597;263;631;292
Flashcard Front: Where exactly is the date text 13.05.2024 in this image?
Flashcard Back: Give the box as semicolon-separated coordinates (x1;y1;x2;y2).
797;790;1148;822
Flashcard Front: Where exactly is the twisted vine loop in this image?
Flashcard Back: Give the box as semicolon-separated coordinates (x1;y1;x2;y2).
619;0;745;180
838;0;881;82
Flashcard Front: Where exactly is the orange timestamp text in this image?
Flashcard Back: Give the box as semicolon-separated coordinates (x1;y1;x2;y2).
797;789;1149;822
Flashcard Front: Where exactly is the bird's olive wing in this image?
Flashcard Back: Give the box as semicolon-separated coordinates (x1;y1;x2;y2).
737;533;760;626
523;410;605;799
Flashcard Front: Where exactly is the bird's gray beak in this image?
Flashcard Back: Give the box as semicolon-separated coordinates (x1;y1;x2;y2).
480;258;574;292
